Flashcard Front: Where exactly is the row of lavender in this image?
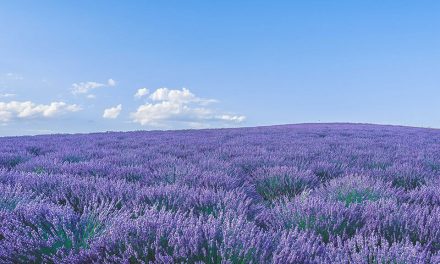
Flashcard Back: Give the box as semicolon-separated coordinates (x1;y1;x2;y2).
1;124;440;263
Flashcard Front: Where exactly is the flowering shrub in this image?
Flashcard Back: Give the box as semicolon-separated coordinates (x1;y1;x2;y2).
1;123;440;263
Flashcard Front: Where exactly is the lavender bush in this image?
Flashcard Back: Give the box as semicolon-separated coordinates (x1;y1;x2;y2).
1;123;440;263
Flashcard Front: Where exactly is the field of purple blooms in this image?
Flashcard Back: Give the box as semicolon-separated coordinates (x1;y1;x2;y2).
1;123;440;263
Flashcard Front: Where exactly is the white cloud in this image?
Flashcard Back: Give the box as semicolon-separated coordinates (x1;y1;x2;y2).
0;93;16;98
103;104;122;119
149;87;217;105
130;88;245;127
150;87;196;103
2;73;24;80
71;81;104;95
218;114;246;122
107;79;117;87
134;88;149;99
71;78;117;96
0;111;12;122
0;101;82;122
86;94;96;99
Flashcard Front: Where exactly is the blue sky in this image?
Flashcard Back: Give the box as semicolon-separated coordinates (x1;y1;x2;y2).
1;1;439;136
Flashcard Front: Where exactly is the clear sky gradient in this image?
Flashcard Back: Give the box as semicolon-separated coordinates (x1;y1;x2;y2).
1;1;439;136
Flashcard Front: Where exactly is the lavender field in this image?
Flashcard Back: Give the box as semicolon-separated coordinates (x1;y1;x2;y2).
1;123;440;263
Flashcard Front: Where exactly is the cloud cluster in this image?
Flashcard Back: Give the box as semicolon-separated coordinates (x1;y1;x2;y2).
130;88;245;127
0;101;82;122
1;72;245;131
103;104;122;119
71;79;116;97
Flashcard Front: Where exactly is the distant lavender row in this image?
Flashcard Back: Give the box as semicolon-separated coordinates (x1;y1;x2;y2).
1;124;440;263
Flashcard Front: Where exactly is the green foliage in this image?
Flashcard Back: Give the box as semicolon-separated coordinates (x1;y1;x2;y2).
0;156;25;169
256;175;308;201
0;197;19;211
392;176;425;191
33;166;47;174
337;189;381;206
27;146;43;156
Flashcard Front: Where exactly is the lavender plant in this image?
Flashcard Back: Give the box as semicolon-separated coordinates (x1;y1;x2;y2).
1;123;440;263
